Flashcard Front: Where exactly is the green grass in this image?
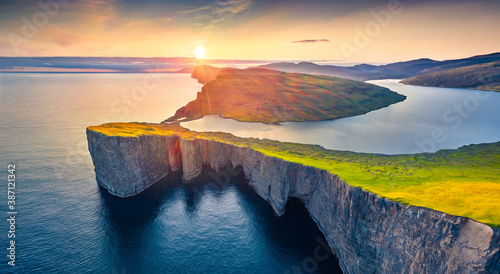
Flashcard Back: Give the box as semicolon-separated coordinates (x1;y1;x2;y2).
168;67;406;123
89;122;500;227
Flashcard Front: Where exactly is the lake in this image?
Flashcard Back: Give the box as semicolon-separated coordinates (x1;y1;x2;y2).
0;73;341;273
184;79;500;154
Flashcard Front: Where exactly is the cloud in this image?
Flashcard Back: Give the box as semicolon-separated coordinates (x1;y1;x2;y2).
213;0;253;17
292;39;330;44
178;4;213;15
180;0;252;27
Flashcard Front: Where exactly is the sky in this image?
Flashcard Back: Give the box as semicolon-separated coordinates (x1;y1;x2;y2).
0;0;499;62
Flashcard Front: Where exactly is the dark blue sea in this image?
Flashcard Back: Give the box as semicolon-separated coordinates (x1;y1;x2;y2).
0;73;341;273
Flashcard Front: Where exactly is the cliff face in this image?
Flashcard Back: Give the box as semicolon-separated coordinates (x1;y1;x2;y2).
86;129;500;273
86;131;182;197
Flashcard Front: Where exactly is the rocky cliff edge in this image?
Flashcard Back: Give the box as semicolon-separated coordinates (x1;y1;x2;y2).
86;123;500;273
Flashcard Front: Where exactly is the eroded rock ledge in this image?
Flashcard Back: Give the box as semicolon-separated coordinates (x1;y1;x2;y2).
86;128;500;273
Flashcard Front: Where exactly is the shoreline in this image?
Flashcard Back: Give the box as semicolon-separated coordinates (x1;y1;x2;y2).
86;122;500;273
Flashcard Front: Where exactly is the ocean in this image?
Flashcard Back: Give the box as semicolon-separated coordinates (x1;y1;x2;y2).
0;73;341;273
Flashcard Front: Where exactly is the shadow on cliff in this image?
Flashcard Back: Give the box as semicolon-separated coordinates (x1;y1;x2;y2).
184;163;246;213
97;170;184;271
191;164;343;274
240;191;343;274
97;165;342;273
98;170;184;224
97;165;243;239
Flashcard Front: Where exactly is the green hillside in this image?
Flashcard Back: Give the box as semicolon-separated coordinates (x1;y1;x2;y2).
167;67;406;123
402;61;500;91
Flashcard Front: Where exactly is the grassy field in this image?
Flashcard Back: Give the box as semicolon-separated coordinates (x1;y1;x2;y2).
89;123;500;227
167;67;406;123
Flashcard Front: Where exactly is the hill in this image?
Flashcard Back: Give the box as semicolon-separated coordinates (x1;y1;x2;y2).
401;61;500;91
165;67;406;123
259;52;500;82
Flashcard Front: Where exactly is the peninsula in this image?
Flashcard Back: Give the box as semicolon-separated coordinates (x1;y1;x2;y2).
166;66;406;123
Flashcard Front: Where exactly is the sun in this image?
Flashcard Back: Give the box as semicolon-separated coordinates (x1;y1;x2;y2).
193;46;206;59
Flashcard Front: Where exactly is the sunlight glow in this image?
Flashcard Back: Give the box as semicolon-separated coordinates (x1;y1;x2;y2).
193;46;206;59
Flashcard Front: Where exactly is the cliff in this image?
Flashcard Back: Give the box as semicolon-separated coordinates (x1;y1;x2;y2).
167;66;406;123
87;123;500;273
190;65;222;84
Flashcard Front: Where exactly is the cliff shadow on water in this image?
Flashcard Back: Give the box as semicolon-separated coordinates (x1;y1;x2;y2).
97;165;343;273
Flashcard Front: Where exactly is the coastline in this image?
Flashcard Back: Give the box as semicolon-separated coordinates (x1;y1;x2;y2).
86;122;500;273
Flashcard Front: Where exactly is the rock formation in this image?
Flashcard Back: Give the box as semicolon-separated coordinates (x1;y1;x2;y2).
190;65;222;84
87;127;500;273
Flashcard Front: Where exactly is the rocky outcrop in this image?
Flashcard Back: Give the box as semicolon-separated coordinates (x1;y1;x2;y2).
190;65;222;84
86;132;182;197
86;129;500;273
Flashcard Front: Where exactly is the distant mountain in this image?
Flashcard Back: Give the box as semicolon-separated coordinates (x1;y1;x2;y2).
0;57;266;73
402;61;500;92
0;57;198;72
176;66;196;73
420;53;500;73
259;53;500;83
261;61;374;81
3;53;498;91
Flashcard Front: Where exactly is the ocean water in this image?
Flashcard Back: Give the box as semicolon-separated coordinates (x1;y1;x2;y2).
0;73;341;273
184;80;500;154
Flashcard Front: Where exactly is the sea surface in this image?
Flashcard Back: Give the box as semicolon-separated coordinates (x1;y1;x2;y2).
1;73;499;273
0;73;341;273
184;80;500;154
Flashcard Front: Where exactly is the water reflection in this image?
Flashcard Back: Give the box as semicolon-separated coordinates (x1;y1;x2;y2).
98;167;342;273
98;172;183;272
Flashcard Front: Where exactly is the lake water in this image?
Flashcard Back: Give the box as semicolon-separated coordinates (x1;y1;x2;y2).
0;73;341;273
184;80;500;154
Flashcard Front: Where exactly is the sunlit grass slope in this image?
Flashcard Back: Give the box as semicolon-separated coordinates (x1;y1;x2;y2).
89;123;500;227
168;67;406;123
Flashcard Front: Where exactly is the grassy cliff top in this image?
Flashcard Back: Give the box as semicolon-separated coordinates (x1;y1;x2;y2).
167;66;406;123
89;122;500;227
